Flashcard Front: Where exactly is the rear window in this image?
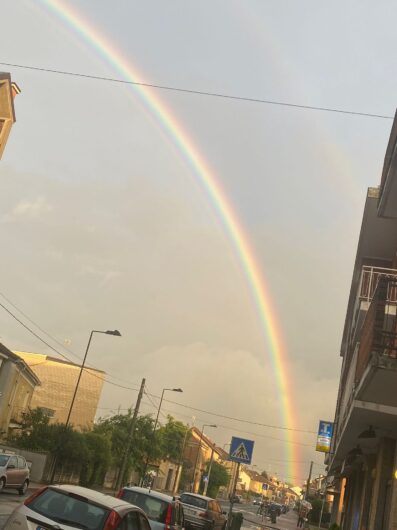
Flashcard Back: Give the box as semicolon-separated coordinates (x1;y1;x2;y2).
0;455;9;466
27;488;110;530
180;495;207;510
121;490;169;523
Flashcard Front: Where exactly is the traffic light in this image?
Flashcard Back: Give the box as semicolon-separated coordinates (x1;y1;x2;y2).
0;72;21;159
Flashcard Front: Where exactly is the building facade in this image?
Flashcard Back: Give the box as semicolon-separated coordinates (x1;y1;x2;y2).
15;351;105;430
0;343;40;439
0;72;20;159
328;112;397;530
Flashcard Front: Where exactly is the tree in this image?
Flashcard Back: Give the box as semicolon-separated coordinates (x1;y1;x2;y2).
205;461;230;498
260;470;269;479
157;416;188;462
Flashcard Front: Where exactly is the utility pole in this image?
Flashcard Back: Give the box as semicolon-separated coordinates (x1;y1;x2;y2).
203;446;215;496
227;462;240;530
115;378;145;490
305;461;314;500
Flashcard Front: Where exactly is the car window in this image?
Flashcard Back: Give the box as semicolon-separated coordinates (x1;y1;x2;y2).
121;491;169;523
17;456;26;469
27;488;110;530
179;495;207;510
0;455;9;467
138;513;151;530
8;456;17;467
117;511;140;530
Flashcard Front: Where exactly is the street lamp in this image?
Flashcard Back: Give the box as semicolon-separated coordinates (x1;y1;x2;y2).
153;388;183;433
141;387;183;485
192;424;217;493
50;329;121;482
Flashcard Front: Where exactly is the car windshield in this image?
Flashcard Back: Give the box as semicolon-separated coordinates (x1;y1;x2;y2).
0;455;9;466
121;490;169;523
180;495;207;510
27;488;110;530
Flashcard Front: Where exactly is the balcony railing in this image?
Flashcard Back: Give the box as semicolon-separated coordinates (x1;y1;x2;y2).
356;276;397;381
359;266;397;303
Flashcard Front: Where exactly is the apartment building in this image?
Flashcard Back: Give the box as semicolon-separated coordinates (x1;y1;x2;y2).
15;351;105;430
0;72;20;159
327;113;397;530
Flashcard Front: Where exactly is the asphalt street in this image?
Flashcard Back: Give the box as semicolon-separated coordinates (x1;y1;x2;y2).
219;501;300;530
0;489;30;530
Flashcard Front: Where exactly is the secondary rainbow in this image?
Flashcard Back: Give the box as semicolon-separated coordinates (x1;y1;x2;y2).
37;0;300;481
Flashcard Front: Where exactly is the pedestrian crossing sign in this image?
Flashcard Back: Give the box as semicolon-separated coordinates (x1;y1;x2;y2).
229;436;254;464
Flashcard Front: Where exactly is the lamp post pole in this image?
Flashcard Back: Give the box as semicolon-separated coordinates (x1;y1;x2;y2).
141;387;183;485
50;329;121;483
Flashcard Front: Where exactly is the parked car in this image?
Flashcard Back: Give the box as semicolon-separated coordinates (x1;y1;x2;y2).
117;486;184;530
0;453;30;495
4;484;152;530
252;498;260;505
179;493;226;530
230;495;242;504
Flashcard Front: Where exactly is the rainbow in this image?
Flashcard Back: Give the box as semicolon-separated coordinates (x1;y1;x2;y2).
37;0;299;481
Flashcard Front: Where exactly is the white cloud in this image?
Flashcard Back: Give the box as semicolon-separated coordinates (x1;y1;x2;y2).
2;197;53;223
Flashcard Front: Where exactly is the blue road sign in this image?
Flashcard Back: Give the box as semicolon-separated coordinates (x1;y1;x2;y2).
229;436;254;464
316;420;334;453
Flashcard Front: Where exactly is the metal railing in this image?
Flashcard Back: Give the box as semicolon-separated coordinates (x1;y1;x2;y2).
356;276;397;381
359;266;397;303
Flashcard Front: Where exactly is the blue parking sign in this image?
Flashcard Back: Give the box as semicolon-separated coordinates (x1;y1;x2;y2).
229;436;254;464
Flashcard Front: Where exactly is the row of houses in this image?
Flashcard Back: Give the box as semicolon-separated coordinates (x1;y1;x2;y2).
326;113;397;530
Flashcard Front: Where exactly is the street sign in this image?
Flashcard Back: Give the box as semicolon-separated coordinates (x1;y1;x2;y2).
316;420;334;453
229;436;254;464
262;483;269;491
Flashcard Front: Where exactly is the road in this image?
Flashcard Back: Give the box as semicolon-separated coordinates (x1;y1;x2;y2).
0;489;30;529
219;501;300;530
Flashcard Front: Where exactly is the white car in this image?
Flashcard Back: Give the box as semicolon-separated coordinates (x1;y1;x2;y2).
4;484;152;530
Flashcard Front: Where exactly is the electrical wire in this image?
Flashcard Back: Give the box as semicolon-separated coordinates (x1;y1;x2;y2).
146;392;316;434
0;294;315;435
0;61;393;120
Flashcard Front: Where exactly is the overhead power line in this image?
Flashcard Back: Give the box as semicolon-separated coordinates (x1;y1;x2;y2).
0;61;393;120
147;392;317;434
0;292;315;435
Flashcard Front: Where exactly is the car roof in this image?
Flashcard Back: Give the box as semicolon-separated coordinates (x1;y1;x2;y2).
51;485;136;511
180;492;212;501
122;487;175;503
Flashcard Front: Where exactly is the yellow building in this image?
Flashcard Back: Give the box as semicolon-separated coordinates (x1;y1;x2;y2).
0;72;20;159
15;351;105;430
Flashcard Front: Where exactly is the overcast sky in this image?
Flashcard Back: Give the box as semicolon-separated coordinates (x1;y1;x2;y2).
1;0;395;484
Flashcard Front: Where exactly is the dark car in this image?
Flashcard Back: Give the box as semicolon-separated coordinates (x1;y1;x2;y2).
179;493;226;530
118;486;185;530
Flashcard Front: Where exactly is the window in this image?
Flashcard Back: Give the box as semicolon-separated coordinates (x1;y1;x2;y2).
0;455;9;467
27;488;110;530
117;511;140;530
8;456;17;468
179;494;207;510
17;456;26;469
120;491;169;523
138;514;151;530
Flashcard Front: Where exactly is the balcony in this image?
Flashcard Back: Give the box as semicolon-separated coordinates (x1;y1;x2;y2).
329;275;397;472
355;276;397;404
348;266;397;352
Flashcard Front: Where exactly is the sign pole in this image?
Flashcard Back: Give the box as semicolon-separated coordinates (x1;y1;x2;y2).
227;462;240;530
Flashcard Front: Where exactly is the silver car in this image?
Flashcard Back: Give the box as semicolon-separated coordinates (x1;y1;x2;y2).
4;484;152;530
179;494;226;530
118;486;185;530
0;454;30;495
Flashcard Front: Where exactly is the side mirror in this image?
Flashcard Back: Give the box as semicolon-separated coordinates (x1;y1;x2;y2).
7;464;16;469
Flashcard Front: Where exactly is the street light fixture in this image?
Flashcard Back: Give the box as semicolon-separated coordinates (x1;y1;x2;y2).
192;424;217;493
50;328;121;482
